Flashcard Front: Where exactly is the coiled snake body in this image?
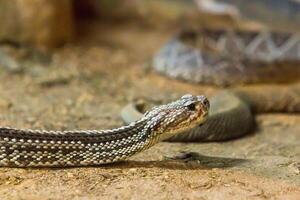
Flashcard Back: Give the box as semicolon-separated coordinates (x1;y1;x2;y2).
122;29;300;142
153;29;300;86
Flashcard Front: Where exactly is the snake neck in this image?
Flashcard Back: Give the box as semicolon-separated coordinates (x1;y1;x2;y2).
232;83;300;113
0;119;156;167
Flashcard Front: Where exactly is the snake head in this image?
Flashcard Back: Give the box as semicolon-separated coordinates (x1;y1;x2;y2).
143;94;209;141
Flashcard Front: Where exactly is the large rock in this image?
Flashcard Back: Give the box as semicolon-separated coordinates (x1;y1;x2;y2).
0;0;73;48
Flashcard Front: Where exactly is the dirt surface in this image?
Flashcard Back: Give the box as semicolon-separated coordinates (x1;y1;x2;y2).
0;21;299;200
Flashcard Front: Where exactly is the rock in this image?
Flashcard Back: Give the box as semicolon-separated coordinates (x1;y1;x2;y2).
0;0;73;48
0;49;22;73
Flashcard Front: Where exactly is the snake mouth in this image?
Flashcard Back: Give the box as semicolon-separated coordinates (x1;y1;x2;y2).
194;110;209;126
167;107;209;137
202;112;209;119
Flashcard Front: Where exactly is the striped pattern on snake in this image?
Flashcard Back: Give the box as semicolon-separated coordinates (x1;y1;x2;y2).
0;95;209;167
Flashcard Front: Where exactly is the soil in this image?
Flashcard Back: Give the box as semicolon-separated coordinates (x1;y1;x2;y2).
0;21;299;200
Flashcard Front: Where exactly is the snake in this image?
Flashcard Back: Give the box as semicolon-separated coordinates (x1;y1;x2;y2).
153;29;300;86
0;95;209;167
121;29;300;142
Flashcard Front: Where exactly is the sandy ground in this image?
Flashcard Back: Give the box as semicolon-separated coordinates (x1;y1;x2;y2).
0;21;299;200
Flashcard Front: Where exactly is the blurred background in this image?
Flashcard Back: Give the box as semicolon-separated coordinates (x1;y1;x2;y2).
1;0;299;49
0;1;300;199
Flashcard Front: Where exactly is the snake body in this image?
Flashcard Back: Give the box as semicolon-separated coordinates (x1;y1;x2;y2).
153;29;300;86
0;95;209;167
122;29;300;142
122;84;300;142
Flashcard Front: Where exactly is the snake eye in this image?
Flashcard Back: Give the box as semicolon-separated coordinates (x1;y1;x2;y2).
187;103;196;111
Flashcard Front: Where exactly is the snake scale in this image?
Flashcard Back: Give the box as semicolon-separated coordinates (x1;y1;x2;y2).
122;29;300;142
0;95;209;167
153;29;300;86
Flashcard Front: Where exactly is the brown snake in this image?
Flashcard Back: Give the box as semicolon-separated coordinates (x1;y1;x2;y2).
122;29;300;142
0;95;209;167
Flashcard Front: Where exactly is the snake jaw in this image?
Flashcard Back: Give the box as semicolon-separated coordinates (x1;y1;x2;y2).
143;94;209;141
